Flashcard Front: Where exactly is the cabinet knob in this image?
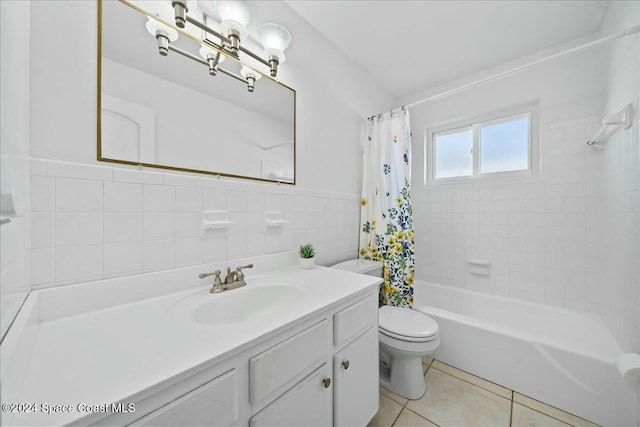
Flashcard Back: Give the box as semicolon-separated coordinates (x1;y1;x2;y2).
342;360;350;370
323;378;331;388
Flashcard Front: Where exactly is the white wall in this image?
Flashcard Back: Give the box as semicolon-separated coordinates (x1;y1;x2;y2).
597;4;640;425
597;0;640;355
0;1;31;340
25;1;395;288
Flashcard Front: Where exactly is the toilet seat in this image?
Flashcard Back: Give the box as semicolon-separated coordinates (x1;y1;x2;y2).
379;306;439;342
379;328;436;343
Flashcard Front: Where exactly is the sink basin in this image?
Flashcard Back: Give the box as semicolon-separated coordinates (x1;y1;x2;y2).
194;284;304;325
168;282;306;326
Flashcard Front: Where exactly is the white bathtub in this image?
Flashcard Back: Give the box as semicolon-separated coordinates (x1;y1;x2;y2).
413;281;637;427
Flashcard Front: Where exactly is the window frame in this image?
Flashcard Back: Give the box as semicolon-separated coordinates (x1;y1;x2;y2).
426;104;539;185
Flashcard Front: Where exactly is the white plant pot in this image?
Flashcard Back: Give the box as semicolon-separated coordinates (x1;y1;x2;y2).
300;257;315;270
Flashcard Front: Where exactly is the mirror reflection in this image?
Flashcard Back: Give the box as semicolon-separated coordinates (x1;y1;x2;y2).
99;1;296;183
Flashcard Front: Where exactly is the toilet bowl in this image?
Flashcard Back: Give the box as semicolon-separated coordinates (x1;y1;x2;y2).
331;259;440;400
378;305;439;398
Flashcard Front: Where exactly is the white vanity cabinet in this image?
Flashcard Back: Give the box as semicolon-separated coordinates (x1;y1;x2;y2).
121;290;378;427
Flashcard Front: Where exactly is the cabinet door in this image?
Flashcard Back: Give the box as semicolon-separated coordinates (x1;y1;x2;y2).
131;369;237;426
333;326;379;427
250;364;332;427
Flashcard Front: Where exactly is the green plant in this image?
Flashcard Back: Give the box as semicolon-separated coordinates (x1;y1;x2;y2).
298;243;315;259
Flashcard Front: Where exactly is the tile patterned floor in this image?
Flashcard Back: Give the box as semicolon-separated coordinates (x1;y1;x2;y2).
368;357;600;427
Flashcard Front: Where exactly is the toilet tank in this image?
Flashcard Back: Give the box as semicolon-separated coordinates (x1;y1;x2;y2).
331;259;383;277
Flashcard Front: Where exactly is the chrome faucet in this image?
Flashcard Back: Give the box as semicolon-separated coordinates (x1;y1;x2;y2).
199;264;253;293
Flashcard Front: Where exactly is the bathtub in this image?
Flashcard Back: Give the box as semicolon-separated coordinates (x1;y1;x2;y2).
413;281;637;427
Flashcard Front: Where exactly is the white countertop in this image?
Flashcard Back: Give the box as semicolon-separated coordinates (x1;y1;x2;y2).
1;253;381;426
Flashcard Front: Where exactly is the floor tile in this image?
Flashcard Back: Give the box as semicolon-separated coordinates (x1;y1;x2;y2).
369;394;403;427
513;393;599;427
422;356;434;365
512;403;572;427
393;408;438;427
432;360;512;399
423;362;429;374
381;386;409;406
406;367;511;427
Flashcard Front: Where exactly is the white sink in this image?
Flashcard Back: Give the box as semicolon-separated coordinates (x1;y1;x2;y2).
194;284;304;325
169;281;306;326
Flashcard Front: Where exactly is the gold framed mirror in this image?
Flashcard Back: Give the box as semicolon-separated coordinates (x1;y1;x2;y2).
97;0;296;184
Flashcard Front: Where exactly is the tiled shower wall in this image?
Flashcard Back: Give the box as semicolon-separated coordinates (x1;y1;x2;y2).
598;12;640;353
598;101;640;353
413;116;605;313
30;159;360;288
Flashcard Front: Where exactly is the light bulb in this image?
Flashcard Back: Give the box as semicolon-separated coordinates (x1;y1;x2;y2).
216;0;253;50
257;23;291;76
216;0;253;27
257;23;291;53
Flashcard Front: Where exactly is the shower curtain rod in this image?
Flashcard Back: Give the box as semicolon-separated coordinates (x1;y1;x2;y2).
368;24;640;120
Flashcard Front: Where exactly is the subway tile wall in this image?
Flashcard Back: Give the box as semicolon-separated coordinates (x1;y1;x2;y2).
30;160;360;288
413;116;605;313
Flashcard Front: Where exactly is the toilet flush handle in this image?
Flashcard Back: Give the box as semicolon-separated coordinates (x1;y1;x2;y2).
342;360;350;370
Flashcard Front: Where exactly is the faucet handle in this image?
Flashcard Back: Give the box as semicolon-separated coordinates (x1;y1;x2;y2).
235;264;253;280
199;270;222;287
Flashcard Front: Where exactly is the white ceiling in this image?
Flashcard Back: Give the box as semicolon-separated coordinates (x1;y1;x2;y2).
286;0;610;100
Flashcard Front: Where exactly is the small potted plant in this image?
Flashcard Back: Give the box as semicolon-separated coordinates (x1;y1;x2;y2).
299;243;316;269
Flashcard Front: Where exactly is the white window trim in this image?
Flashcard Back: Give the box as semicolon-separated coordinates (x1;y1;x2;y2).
425;103;540;186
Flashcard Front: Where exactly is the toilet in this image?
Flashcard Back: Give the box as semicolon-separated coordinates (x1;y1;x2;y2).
331;259;440;399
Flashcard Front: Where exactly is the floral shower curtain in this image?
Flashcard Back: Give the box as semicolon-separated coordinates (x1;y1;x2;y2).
359;109;415;307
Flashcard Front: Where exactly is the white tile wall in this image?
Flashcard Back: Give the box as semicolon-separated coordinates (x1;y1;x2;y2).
413;115;604;313
30;160;360;288
0;156;31;338
598;98;640;353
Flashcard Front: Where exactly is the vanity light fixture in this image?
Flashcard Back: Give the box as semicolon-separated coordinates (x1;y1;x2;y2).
146;16;250;87
145;0;292;92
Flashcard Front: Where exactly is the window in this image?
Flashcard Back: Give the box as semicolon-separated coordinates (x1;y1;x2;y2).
428;109;536;183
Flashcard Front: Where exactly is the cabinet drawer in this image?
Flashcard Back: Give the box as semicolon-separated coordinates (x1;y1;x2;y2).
250;320;329;403
249;364;332;427
333;293;377;347
131;369;237;427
